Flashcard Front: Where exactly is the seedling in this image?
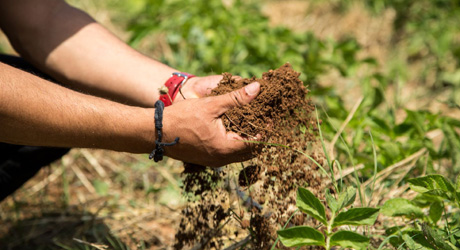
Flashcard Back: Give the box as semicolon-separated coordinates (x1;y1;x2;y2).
277;186;379;250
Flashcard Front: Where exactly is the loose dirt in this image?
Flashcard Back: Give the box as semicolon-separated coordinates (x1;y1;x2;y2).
175;63;327;250
212;63;312;140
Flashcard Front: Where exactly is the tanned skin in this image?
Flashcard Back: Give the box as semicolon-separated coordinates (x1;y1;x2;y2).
0;0;260;167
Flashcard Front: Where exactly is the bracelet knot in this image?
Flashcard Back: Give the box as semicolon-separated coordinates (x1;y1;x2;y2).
149;100;179;162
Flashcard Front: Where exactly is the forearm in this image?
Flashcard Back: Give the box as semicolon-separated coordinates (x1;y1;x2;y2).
0;0;175;107
0;62;155;153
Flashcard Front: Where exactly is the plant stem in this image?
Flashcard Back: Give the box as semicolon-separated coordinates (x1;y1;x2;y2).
325;211;336;250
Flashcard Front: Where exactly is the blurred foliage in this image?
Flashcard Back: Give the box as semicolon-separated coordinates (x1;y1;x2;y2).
127;0;374;85
336;0;460;176
325;77;460;176
345;0;460;105
126;0;460;182
382;174;460;249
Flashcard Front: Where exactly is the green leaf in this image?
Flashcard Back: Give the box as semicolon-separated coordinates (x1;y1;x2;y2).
325;189;338;213
421;223;455;250
456;174;460;191
330;231;369;250
277;226;325;247
296;187;327;224
93;179;109;196
442;122;460;172
337;186;356;211
429;202;443;224
381;198;424;219
408;175;456;195
402;233;436;250
450;231;460;246
412;193;443;207
424;189;451;200
332;207;379;228
380;141;401;160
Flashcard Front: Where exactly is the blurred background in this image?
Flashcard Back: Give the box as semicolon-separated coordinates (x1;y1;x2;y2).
1;0;460;249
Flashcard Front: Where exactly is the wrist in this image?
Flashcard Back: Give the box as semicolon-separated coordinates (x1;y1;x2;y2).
129;61;177;107
159;72;196;106
116;107;157;154
129;105;180;158
156;105;181;159
148;101;180;161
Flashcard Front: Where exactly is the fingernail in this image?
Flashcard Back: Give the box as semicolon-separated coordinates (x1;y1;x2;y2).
245;82;260;96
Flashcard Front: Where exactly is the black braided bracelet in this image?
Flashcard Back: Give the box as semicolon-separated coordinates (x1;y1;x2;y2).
149;100;179;162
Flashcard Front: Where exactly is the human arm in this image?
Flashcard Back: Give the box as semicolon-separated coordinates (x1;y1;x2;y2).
0;0;218;107
0;62;260;166
0;62;156;152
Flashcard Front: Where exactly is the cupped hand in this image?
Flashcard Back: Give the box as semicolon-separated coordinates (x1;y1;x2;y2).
162;82;260;167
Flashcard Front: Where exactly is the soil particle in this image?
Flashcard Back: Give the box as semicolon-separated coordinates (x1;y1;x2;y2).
238;165;260;187
241;220;250;229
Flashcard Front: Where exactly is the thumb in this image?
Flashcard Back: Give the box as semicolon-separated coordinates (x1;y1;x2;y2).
212;82;260;115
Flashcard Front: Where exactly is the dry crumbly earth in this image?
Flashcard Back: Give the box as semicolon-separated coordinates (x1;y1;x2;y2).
174;63;327;249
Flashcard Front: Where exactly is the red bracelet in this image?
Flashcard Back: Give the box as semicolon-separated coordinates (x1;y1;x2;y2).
159;72;195;106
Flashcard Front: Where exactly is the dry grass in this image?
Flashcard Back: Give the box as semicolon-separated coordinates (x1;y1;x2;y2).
0;149;185;249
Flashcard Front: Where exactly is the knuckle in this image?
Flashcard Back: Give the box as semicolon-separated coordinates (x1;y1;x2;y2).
228;90;244;107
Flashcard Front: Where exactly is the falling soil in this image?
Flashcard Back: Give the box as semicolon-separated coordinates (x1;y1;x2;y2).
174;63;327;250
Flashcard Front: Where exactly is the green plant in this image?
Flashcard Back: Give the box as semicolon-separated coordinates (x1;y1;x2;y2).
277;186;379;250
382;174;460;249
127;0;376;87
322;72;460;177
313;0;460;180
356;0;460;106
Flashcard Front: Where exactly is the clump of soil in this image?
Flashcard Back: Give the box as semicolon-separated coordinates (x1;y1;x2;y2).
211;63;310;140
174;63;327;250
239;165;260;187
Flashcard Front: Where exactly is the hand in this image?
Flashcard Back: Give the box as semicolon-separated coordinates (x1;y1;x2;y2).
174;75;242;102
162;82;260;167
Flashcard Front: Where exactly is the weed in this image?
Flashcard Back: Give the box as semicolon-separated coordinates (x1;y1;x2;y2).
277;186;379;250
381;174;460;249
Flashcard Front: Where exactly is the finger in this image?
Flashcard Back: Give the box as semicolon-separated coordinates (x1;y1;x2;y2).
201;75;242;96
197;75;223;97
210;82;260;115
202;75;242;97
205;75;223;90
222;131;261;155
226;131;259;141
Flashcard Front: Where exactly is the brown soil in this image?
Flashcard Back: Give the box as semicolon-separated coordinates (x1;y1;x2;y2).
212;63;312;140
175;63;327;250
